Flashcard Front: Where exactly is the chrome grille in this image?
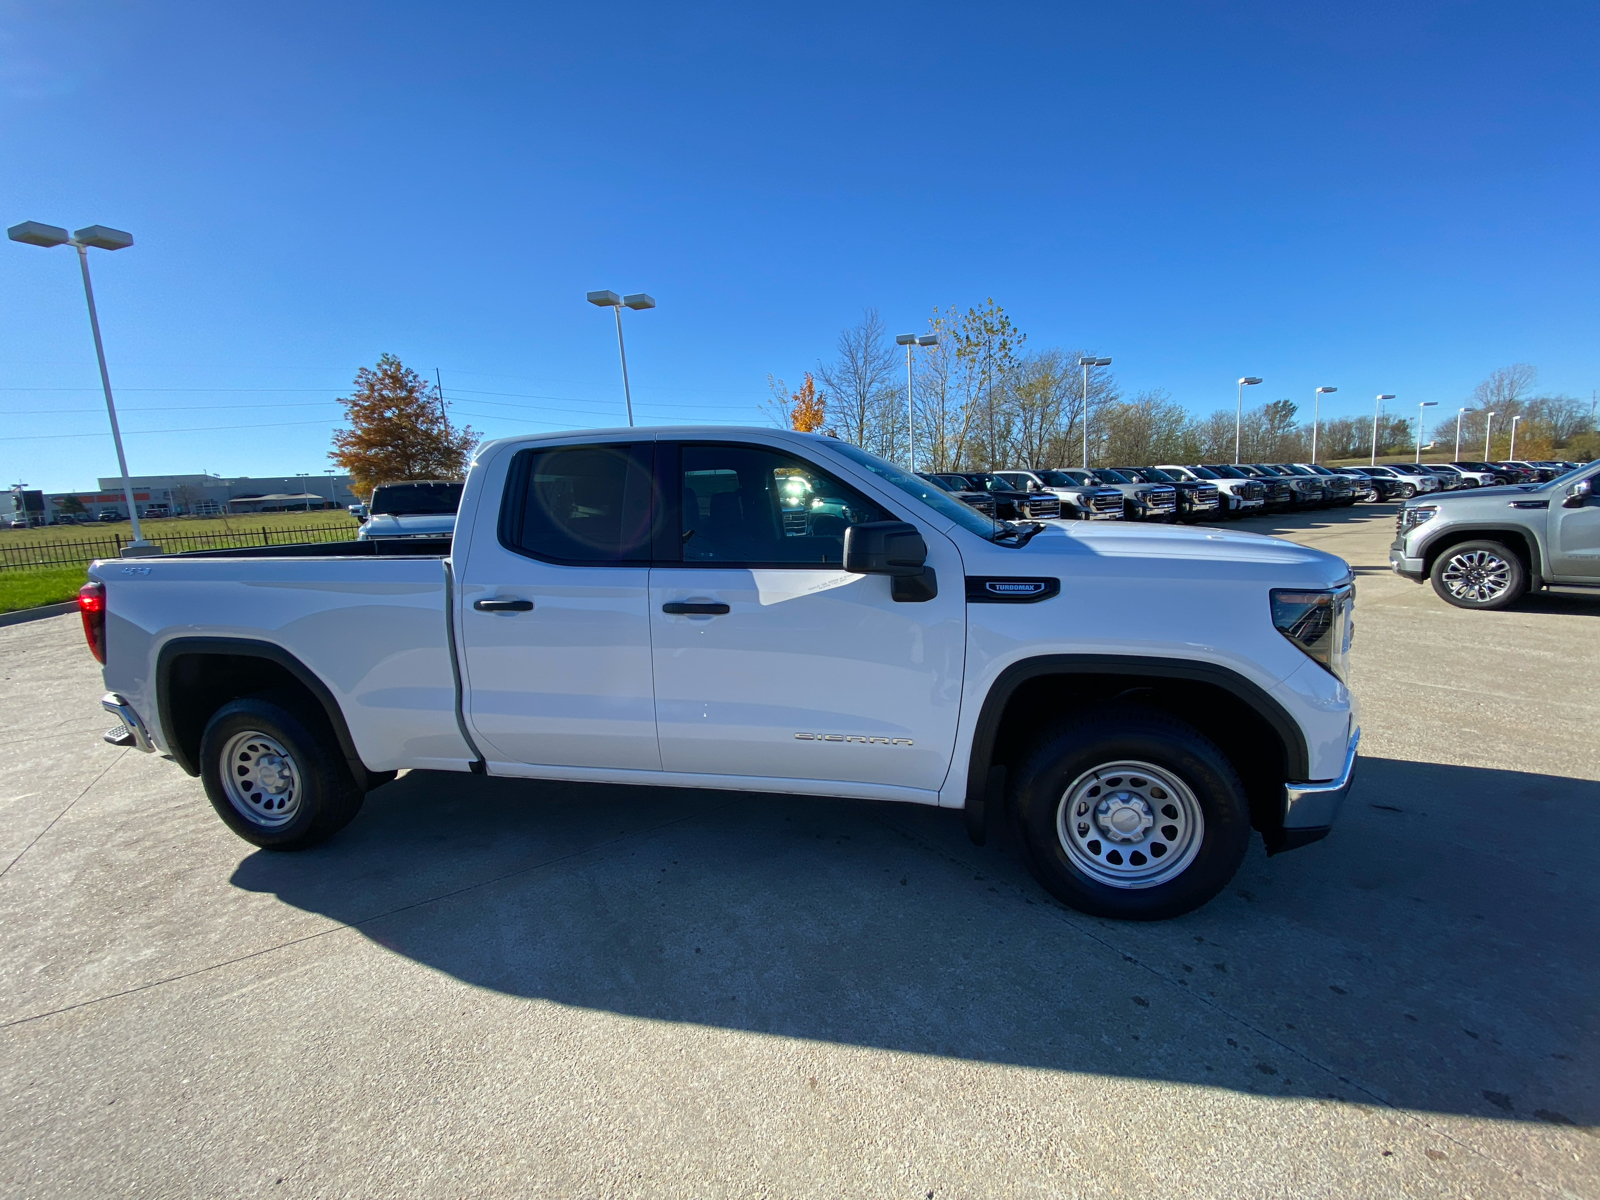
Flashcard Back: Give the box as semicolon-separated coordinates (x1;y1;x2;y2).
782;509;808;535
1023;496;1061;519
1146;487;1177;511
1090;492;1122;514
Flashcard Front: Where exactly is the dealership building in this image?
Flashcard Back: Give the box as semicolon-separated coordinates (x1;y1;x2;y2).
3;473;360;524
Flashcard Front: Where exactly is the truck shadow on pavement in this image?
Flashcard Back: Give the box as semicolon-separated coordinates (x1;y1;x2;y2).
232;756;1597;1128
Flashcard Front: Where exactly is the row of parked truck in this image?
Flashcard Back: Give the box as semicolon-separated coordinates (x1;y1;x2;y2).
917;459;1587;523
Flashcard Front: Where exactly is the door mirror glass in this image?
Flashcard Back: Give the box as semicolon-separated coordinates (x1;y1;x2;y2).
1564;478;1594;508
843;521;927;576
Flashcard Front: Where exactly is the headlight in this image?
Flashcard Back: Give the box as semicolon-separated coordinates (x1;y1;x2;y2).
1399;506;1437;535
1270;585;1354;682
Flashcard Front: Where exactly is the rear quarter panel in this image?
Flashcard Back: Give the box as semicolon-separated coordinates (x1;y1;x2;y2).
93;555;471;771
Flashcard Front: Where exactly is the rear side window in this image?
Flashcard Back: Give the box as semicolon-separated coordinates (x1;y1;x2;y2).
500;444;654;564
371;481;463;515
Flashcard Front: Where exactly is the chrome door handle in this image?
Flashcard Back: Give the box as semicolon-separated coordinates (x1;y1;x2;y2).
661;602;730;615
474;598;534;612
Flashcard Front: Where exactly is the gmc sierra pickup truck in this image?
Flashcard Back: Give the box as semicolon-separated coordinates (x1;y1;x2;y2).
85;427;1359;920
1391;458;1600;609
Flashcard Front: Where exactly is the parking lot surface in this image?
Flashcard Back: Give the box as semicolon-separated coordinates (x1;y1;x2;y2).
1;504;1595;1198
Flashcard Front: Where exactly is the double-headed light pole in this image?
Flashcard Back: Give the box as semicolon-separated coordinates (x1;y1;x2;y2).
1454;408;1468;461
586;290;656;427
1371;394;1396;465
1310;386;1337;464
1484;411;1498;460
1509;414;1523;460
895;332;939;471
7;219;153;552
1079;356;1112;468
1233;376;1262;464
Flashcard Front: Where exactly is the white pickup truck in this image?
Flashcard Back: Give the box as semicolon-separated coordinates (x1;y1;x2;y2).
84;427;1358;920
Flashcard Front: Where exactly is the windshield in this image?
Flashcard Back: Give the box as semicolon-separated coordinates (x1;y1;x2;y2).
1133;467;1176;482
370;481;464;515
1167;466;1202;480
827;442;1003;539
1036;470;1080;487
1202;465;1247;479
1092;468;1136;484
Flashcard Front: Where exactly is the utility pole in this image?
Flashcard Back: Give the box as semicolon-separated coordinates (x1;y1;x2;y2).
435;369;448;427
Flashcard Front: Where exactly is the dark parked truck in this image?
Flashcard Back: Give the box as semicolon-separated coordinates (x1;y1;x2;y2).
87;427;1359;921
1390;459;1600;608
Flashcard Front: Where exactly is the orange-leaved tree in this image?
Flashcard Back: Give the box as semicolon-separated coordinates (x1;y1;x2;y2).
330;354;478;496
787;372;829;432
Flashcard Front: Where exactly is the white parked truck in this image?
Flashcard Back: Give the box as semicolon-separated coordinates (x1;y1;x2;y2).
85;428;1359;920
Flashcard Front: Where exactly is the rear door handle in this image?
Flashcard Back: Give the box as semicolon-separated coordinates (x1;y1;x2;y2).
662;602;730;615
474;598;534;612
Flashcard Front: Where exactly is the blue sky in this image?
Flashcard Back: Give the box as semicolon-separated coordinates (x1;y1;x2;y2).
2;1;1597;491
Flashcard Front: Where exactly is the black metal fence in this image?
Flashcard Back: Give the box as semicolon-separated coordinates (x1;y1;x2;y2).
0;523;362;572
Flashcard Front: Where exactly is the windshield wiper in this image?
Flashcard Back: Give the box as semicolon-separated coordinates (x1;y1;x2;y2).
992;520;1046;547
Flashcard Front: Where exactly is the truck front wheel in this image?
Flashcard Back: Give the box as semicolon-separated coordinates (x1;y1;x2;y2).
1012;708;1251;920
199;697;366;850
1429;540;1527;610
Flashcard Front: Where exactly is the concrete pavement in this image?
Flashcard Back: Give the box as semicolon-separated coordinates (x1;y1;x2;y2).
1;504;1595;1198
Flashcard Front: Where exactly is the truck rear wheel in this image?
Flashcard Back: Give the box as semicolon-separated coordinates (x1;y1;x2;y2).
1011;708;1251;920
199;697;365;850
1429;540;1527;610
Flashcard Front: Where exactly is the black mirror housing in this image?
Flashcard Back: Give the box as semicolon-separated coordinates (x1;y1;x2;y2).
1564;479;1593;508
844;521;927;576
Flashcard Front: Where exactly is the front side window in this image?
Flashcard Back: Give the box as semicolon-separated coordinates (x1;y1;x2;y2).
679;444;890;566
500;443;653;564
824;442;1005;539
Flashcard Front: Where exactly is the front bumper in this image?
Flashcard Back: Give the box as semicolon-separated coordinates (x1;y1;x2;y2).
1389;532;1425;578
1276;727;1359;850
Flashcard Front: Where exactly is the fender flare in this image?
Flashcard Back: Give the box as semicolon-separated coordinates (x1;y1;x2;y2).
1413;523;1544;581
155;636;372;785
963;653;1309;813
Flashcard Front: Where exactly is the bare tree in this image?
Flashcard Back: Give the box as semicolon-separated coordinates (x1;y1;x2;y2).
817;309;900;458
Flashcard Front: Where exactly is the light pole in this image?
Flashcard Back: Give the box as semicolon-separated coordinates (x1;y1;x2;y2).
1079;356;1112;468
1483;412;1497;460
1454;408;1467;461
1371;394;1396;465
1311;386;1337;463
7;220;153;552
896;332;939;471
296;473;311;512
324;470;338;510
1234;376;1262;464
1509;414;1522;460
586;290;656;427
1415;401;1438;461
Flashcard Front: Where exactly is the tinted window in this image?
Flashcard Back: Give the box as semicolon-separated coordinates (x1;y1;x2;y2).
371;481;463;515
680;444;890;566
1037;470;1079;487
1092;469;1135;484
500;444;653;564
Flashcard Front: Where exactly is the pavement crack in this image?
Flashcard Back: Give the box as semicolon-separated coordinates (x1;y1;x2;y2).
0;748;127;882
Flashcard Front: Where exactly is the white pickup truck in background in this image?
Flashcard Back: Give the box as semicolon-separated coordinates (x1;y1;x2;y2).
84;427;1358;920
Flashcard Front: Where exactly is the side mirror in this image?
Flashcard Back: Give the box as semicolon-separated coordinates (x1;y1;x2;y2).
1564;478;1593;508
844;521;926;576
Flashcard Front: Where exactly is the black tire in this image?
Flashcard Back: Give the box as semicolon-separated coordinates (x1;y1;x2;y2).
199;696;366;850
1429;540;1528;611
1010;707;1252;920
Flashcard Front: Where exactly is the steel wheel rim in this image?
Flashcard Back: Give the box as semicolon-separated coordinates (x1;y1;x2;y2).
219;730;303;828
1441;550;1511;603
1056;760;1205;889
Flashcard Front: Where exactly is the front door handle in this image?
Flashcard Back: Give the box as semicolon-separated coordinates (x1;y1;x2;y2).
662;602;730;615
474;597;534;612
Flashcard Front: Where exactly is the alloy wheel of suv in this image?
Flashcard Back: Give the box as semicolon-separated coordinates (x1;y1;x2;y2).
1430;540;1527;611
1396;483;1416;499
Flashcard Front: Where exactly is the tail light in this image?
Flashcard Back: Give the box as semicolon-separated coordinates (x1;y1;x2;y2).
78;581;106;664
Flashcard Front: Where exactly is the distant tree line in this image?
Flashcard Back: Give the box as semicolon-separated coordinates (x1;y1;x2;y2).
772;309;1600;467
